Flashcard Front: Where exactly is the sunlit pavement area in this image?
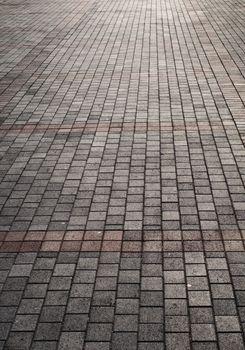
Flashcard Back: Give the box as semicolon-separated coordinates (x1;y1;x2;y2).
0;0;245;347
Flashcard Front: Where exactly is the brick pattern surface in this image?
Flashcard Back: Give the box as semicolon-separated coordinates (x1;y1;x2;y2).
0;0;245;346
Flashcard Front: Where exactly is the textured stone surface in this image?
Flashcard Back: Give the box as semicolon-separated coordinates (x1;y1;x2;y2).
0;0;245;347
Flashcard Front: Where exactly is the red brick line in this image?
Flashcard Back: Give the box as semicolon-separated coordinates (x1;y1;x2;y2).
0;230;244;253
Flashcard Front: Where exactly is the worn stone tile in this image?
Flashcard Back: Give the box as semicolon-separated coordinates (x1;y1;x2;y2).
165;333;191;350
191;324;216;341
58;332;84;350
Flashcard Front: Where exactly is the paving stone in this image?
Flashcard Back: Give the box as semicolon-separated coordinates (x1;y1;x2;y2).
192;343;218;350
0;323;11;340
77;258;99;270
112;333;137;350
118;284;139;298
141;292;163;307
165;315;189;332
164;271;185;284
138;343;164;350
215;316;241;332
45;291;69;306
191;324;216;341
5;332;34;349
86;323;113;341
12;313;38;332
165;284;186;299
0;307;17;322
187;277;209;290
141;277;163;290
218;333;245;350
49;277;72;290
63;314;89;331
35;322;62;340
16;253;37;264
188;291;211;306
34;258;56;270
24;284;48;298
29;270;52;284
3;277;27;291
39;306;65;322
32;341;57;350
114;314;138;332
165;333;191;350
213;300;237;315
211;284;234;299
190;307;214;323
74;271;96;284
140;307;163;323
139;324;164;341
90;307;114;322
53;264;76;276
58;332;84;350
0;291;22;306
116;299;139;314
67;298;91;314
84;342;110;350
165;299;188;315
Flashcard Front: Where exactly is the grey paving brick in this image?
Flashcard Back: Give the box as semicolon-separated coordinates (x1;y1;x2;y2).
63;314;89;331
12;314;39;331
67;298;91;314
213;299;237;316
112;333;137;350
164;271;185;284
0;323;11;340
165;299;188;315
140;307;163;323
218;333;245;350
53;264;76;276
138;343;164;350
90;307;114;322
29;270;52;284
84;342;110;350
49;277;72;290
44;291;69;306
215;316;241;332
3;277;27;291
58;332;84;350
0;307;17;322
86;323;113;341
165;315;189;332
32;341;57;350
114;314;138;332
165;284;186;299
165;333;191;350
191;324;216;341
116;298;139;314
39;306;65;322
190;307;214;323
35;322;62;340
118;284;139;298
24;284;48;298
192;343;218;350
139;324;164;341
188;291;212;306
0;291;22;306
5;332;34;349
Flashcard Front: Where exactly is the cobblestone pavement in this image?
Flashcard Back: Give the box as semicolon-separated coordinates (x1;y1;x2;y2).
0;0;245;346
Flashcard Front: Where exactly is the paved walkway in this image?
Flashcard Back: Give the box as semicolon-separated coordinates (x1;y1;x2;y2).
0;0;245;347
